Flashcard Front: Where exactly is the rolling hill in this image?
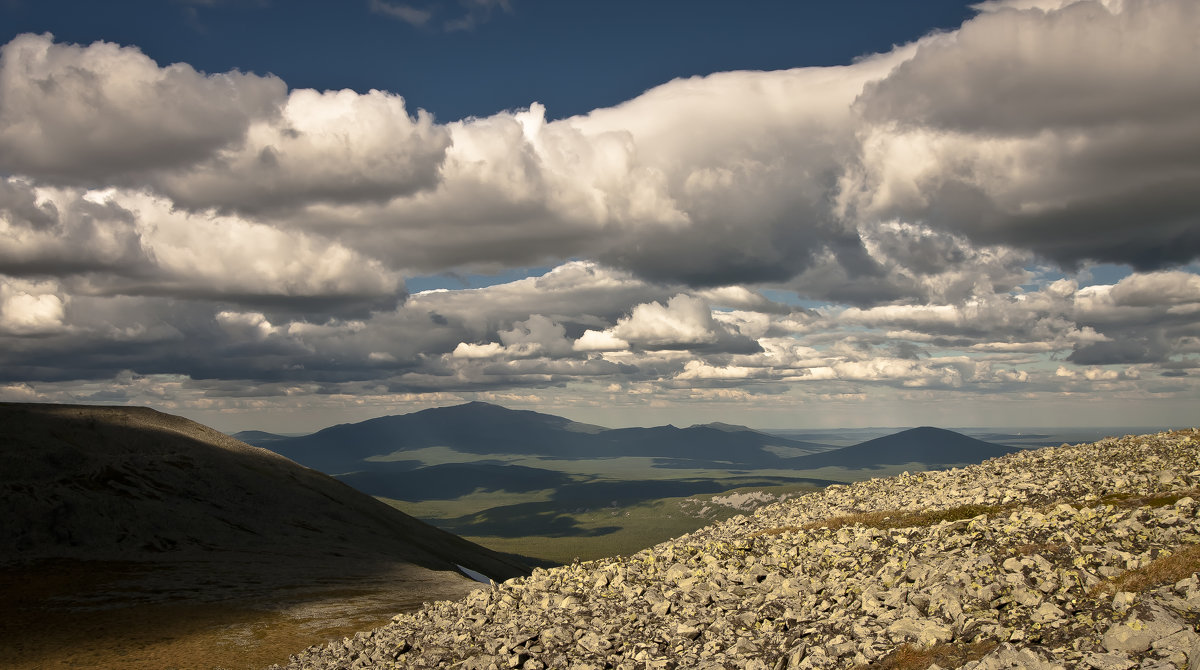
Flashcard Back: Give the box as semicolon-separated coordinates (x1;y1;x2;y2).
0;402;528;580
0;402;534;670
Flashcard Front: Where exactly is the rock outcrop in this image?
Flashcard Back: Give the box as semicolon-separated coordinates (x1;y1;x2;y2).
275;430;1200;669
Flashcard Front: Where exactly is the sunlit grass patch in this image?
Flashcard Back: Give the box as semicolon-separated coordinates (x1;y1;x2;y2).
855;639;999;670
752;503;1009;538
1091;542;1200;596
1097;488;1200;509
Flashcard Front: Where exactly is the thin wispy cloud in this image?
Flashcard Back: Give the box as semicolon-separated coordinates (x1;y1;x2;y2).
369;0;511;32
369;0;433;28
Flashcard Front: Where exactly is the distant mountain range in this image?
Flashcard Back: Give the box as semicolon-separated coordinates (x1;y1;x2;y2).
238;402;1021;495
0;402;528;584
237;401;832;471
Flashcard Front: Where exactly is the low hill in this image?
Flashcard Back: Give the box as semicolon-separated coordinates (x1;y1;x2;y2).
0;402;533;669
787;425;1020;469
0;402;527;580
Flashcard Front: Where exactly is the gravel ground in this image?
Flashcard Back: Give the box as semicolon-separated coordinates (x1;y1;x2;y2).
273;429;1200;669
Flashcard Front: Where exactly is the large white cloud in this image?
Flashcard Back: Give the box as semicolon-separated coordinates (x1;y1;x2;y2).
0;278;65;335
6;2;1199;289
0;180;404;314
0;33;285;182
158;88;450;214
842;0;1200;269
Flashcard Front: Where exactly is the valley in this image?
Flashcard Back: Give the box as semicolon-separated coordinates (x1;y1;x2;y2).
238;402;1035;566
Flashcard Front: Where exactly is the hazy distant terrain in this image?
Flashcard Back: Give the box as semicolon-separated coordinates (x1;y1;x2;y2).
242;402;1023;563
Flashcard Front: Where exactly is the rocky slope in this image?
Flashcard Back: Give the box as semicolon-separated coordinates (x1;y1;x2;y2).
275;429;1200;669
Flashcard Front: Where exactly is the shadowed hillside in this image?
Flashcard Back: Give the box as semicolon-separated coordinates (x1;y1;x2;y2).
0;402;530;670
0;402;528;578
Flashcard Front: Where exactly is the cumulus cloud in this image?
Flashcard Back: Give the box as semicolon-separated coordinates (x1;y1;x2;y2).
605;294;762;353
1109;271;1200;307
842;0;1200;269
497;314;573;357
573;329;630;353
0;279;65;335
158;88;450;214
0;184;405;314
0;33;285;183
7;2;1198;293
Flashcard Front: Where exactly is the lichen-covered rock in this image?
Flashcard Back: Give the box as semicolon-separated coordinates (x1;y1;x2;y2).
271;430;1200;669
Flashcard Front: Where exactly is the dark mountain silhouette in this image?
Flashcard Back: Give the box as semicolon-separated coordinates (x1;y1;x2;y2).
0;402;529;583
249;401;832;472
259;401;610;472
788;426;1020;469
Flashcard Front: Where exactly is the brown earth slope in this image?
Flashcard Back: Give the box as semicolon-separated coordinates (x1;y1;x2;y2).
0;402;530;669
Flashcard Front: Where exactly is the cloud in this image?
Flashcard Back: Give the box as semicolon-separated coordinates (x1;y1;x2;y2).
606;294;762;354
573;330;629;353
7;4;1197;296
0;278;65;335
369;0;511;32
675;360;761;381
0;260;1194;421
0;184;405;315
497;314;573;357
1055;365;1141;382
443;0;512;32
0;178;57;229
158;88;450;214
369;0;433;27
0;33;285;183
452;341;504;359
842;0;1200;270
1108;271;1200;307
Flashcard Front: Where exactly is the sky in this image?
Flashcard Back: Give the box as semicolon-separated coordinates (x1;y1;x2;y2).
0;0;1197;433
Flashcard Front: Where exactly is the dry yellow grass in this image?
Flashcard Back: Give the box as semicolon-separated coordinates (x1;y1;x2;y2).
1091;542;1200;597
854;639;998;670
0;560;463;670
752;503;1007;538
1097;488;1200;510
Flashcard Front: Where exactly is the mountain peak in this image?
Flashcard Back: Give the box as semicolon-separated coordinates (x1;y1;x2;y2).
690;421;756;433
792;426;1019;469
